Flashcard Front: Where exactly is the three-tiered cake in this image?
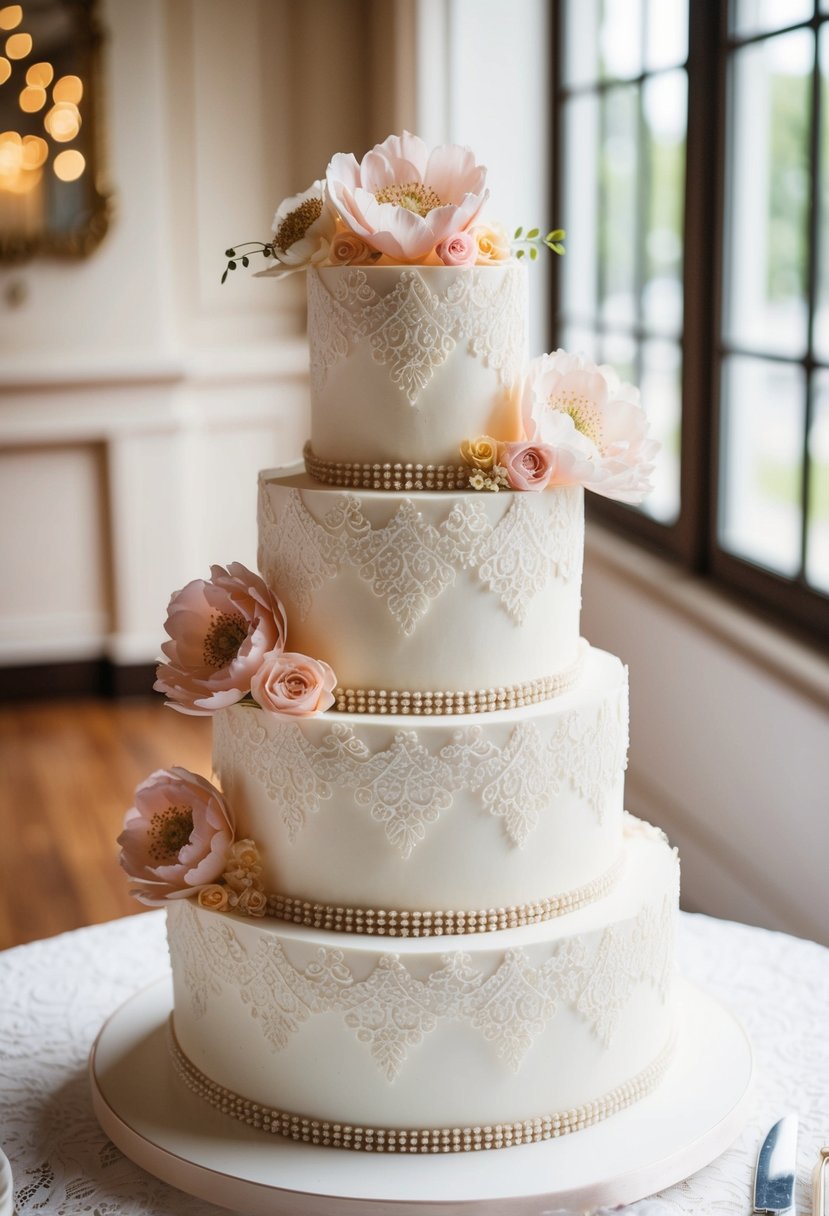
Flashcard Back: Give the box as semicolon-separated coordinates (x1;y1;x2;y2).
120;133;678;1154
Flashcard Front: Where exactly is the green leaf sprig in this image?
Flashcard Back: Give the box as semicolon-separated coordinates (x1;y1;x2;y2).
512;227;566;260
221;241;275;284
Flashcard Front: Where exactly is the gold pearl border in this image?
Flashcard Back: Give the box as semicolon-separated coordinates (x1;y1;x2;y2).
333;653;585;716
304;440;469;491
169;1021;676;1153
264;854;624;937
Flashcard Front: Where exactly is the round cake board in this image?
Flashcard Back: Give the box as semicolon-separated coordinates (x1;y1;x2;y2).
90;975;752;1216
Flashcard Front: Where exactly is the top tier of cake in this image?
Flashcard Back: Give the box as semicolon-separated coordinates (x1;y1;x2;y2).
307;264;527;469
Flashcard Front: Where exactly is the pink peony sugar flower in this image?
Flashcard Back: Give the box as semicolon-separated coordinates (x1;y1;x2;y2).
325;131;489;262
500;440;557;491
118;767;235;905
251;649;337;717
521;350;659;504
154;562;287;716
435;230;477;267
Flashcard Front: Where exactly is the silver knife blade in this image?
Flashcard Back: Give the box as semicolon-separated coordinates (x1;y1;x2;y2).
754;1115;798;1214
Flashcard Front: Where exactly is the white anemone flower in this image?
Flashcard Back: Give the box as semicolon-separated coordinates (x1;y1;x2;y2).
521;350;659;504
325;131;489;263
256;180;337;277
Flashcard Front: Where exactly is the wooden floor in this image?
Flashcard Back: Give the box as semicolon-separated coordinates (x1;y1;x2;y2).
0;697;212;950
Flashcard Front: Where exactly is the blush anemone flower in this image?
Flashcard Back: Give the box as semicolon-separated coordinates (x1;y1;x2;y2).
154;562;288;716
521;350;659;504
325;131;489;263
118;767;234;905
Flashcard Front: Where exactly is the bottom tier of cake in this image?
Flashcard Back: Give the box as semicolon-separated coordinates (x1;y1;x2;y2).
166;826;679;1153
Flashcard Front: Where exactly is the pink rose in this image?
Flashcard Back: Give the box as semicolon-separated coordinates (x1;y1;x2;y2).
154;562;287;716
501;441;557;491
435;231;477;267
118;767;235;905
329;231;375;265
250;650;337;717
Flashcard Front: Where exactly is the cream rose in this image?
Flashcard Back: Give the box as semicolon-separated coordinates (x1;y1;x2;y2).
471;222;511;263
235;887;268;918
251;650;337;717
197;884;229;911
329;231;375;265
460;435;500;471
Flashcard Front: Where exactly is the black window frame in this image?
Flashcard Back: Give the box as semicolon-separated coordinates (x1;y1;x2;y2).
551;0;829;649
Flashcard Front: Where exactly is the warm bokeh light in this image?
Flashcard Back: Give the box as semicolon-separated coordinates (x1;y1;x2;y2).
21;132;46;169
5;31;31;58
44;101;80;142
0;5;22;31
26;60;52;87
53;148;84;181
0;129;22;173
19;84;45;112
52;74;82;105
0;55;9;84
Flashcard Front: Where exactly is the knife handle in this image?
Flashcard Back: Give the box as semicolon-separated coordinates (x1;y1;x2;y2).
814;1146;829;1216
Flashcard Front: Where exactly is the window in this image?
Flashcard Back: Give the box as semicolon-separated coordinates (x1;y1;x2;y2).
553;0;829;645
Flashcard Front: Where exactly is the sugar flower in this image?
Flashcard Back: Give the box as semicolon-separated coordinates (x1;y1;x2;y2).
460;435;500;470
257;180;337;277
118;767;234;905
500;440;557;492
470;222;511;264
521;350;658;504
251;649;337;717
436;231;477;267
329;230;376;265
154;562;288;716
325;131;488;262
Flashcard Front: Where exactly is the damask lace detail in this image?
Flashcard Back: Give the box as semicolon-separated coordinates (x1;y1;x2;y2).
258;482;583;631
167;893;675;1081
307;266;526;405
213;677;629;855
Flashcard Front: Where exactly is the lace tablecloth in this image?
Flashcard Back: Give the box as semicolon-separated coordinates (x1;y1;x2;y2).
1;910;827;1216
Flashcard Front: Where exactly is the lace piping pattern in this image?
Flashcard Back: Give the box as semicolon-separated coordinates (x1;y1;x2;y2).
307;266;526;406
257;483;583;632
167;891;675;1081
213;676;628;855
262;852;623;936
169;1020;676;1154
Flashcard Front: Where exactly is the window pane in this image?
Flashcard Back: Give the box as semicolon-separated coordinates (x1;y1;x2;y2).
560;325;600;361
600;0;643;81
806;371;829;592
723;30;813;359
644;0;688;70
601;84;638;328
640;339;682;523
730;0;813;39
562;95;599;321
815;27;829;362
720;355;805;576
642;71;687;337
600;330;637;382
563;0;601;88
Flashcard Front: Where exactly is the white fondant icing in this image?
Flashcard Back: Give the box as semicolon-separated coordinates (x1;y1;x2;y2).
307;264;528;466
257;470;583;692
167;831;678;1130
212;648;628;911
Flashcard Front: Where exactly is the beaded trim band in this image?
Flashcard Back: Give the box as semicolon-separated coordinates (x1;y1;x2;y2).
169;1022;676;1154
333;651;585;716
304;441;470;491
264;854;623;937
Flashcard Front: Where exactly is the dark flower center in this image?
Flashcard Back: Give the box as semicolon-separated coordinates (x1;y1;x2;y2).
148;805;194;862
274;197;323;252
202;612;247;670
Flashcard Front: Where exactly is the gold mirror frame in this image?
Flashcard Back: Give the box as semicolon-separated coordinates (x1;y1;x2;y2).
0;0;112;263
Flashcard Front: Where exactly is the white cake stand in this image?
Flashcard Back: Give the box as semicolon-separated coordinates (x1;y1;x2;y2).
90;976;752;1216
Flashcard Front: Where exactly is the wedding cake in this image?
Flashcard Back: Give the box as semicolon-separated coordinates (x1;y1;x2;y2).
119;133;678;1154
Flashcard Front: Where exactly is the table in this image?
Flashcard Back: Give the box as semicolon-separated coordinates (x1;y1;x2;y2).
1;911;827;1216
